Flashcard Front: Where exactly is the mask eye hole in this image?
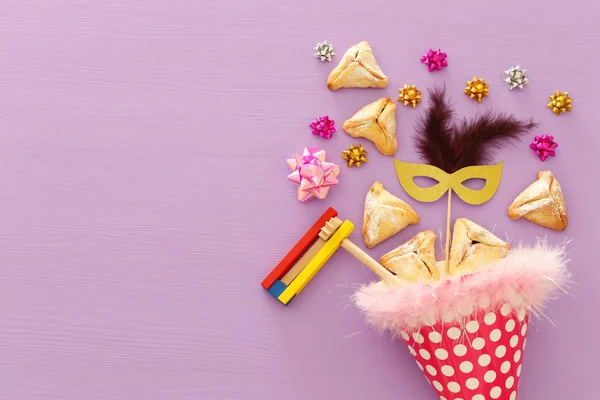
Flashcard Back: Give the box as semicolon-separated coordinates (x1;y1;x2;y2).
460;178;487;190
413;176;440;188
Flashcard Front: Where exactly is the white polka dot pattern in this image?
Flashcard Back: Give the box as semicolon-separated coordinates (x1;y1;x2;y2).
466;377;479;390
399;308;528;400
466;321;479;333
413;332;425;344
478;354;491;367
495;345;506;358
441;365;455;377
408;346;416;356
490;328;502;342
447;382;461;393
509;334;519;348
500;303;512;316
447;327;461;340
435;348;449;360
505;319;515;332
505;376;515;389
490;386;502;398
484;370;496;383
484;312;496;325
453;344;467;356
460;361;473;373
472;337;485;350
430;332;443;343
514;350;521;363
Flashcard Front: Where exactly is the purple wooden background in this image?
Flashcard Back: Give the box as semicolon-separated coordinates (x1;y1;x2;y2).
1;1;598;399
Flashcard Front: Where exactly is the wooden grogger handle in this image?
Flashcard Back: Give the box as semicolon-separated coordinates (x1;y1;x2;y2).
340;239;407;286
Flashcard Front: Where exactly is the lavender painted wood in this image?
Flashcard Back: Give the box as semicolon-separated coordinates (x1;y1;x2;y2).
0;1;598;399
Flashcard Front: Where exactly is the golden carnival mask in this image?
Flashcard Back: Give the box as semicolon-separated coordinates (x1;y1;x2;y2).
394;160;504;205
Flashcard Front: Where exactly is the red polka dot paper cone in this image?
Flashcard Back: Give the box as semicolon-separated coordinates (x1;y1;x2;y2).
354;242;570;400
401;306;528;400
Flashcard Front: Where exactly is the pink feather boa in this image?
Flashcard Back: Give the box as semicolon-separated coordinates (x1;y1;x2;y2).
353;240;570;335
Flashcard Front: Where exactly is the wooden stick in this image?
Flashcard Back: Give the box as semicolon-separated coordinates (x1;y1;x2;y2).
340;239;407;286
443;188;452;279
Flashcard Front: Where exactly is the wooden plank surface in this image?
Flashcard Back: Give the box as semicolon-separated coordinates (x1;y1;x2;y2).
0;0;598;399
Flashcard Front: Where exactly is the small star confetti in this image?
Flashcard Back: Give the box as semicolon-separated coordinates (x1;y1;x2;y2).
504;65;529;90
314;41;335;62
398;84;422;108
342;144;368;167
464;77;490;102
547;90;572;115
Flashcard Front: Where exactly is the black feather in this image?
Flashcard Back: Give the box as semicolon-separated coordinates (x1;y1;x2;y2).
450;112;537;172
414;87;456;172
414;86;538;173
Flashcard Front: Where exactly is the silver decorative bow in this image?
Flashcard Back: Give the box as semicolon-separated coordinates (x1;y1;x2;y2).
504;65;529;90
314;40;335;62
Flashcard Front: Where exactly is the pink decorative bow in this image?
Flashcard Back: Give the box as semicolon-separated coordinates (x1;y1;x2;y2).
287;147;340;202
309;115;336;139
530;134;558;161
421;48;448;72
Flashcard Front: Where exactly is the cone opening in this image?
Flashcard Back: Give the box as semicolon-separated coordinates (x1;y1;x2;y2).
353;241;569;335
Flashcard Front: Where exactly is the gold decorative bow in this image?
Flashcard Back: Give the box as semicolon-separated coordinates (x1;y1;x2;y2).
394;160;504;205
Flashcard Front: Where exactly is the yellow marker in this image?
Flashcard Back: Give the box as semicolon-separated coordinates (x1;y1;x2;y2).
278;220;354;305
